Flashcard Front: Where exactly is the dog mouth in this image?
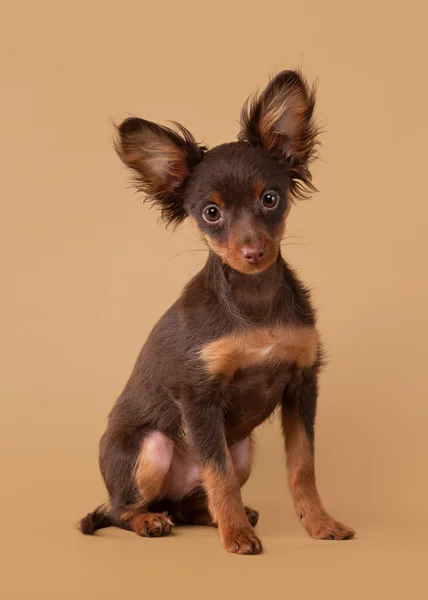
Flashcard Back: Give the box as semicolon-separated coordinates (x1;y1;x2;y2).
200;229;281;275
222;243;279;275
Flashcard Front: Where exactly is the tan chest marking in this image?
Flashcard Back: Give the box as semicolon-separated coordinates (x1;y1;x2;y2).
200;326;319;378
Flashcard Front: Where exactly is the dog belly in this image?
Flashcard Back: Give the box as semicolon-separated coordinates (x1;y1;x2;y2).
144;432;250;501
163;449;202;500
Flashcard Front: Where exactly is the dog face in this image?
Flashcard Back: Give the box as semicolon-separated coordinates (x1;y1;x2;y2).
115;70;319;275
183;143;290;274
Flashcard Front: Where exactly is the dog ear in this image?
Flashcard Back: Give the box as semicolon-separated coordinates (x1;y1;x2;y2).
114;118;205;226
238;70;319;198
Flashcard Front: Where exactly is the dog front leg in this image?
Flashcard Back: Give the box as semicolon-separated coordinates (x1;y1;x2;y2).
183;399;262;555
281;367;355;540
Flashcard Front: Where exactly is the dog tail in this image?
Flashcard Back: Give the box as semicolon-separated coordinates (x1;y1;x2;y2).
79;505;114;535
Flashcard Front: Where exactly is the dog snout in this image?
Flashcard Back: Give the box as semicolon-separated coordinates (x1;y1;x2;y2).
242;244;266;265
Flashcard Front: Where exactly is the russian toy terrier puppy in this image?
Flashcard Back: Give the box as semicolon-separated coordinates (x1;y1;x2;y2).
80;70;355;554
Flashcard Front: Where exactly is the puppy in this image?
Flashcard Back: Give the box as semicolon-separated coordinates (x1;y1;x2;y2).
80;70;355;554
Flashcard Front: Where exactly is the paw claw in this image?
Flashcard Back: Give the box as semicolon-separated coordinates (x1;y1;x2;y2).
223;528;263;555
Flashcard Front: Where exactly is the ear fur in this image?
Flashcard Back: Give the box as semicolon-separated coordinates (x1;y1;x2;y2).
114;117;206;226
238;70;320;199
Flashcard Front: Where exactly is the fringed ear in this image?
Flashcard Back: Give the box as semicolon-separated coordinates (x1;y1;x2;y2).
114;118;206;226
238;70;320;199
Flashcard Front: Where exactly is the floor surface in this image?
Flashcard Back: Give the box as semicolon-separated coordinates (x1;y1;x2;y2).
3;499;427;599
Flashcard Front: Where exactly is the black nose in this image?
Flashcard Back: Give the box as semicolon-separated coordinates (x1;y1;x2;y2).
242;245;265;265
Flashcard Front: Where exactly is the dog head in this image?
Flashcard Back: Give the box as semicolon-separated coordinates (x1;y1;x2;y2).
115;70;319;275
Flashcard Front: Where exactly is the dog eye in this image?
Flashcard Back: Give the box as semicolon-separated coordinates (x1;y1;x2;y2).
203;205;222;222
262;191;279;209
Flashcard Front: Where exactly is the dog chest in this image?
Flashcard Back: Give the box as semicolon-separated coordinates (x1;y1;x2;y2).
200;325;319;379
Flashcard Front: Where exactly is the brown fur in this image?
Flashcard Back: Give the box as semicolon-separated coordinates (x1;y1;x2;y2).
259;87;308;155
239;70;320;200
116;125;188;196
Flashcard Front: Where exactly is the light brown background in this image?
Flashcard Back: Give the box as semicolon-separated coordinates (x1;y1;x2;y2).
2;0;428;598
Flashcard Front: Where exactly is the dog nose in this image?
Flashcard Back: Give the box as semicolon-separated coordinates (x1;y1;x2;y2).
242;245;265;265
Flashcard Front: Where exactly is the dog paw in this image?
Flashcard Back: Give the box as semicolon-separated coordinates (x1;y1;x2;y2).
131;513;174;537
222;527;263;555
303;514;355;540
245;506;259;527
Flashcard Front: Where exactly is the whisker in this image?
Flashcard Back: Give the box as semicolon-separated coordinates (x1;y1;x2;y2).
281;242;314;248
286;228;310;236
168;249;207;262
283;229;315;246
285;234;314;242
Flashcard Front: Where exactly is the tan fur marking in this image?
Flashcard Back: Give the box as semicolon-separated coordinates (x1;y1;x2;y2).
203;453;252;537
284;416;323;525
283;408;355;540
205;236;229;261
134;452;165;502
253;180;267;199
189;216;229;260
211;191;225;208
121;435;171;519
201;442;261;553
201;326;319;378
126;512;173;536
189;216;282;275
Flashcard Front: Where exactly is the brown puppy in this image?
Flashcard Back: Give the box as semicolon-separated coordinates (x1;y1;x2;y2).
79;70;355;554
